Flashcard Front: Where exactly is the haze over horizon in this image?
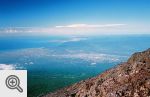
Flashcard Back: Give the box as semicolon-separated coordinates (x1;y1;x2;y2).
0;0;150;35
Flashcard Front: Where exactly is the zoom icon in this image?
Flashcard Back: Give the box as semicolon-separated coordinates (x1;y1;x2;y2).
5;75;23;93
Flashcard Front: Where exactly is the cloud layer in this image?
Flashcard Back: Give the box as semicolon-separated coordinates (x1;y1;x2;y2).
0;23;128;35
0;64;16;70
55;24;126;28
0;23;149;35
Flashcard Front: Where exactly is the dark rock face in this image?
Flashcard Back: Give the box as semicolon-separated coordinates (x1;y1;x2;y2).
44;49;150;97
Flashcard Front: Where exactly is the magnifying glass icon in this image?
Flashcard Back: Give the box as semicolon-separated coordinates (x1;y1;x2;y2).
5;75;23;93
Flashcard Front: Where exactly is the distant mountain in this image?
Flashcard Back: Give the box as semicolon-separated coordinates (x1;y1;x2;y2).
43;48;150;97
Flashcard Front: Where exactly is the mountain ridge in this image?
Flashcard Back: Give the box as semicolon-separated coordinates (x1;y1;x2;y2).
44;48;150;97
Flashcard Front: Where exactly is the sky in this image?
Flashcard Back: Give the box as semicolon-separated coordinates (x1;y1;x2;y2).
0;0;150;35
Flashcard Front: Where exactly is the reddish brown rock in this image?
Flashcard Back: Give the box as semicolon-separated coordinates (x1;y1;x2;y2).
44;48;150;97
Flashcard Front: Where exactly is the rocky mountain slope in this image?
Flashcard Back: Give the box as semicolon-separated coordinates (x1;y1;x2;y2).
44;49;150;97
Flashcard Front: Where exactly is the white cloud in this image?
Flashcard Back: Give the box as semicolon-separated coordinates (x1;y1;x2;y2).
56;24;126;28
0;64;16;70
0;48;127;65
0;23;149;35
0;23;126;33
52;53;127;63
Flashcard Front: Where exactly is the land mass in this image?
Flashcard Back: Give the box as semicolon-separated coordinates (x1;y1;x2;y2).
44;48;150;97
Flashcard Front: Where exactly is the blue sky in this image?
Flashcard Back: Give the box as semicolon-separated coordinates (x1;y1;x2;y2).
0;0;150;35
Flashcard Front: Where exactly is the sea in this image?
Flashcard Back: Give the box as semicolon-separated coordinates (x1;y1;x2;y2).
0;34;150;97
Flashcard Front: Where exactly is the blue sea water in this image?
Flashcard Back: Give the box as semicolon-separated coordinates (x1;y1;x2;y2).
0;34;150;97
